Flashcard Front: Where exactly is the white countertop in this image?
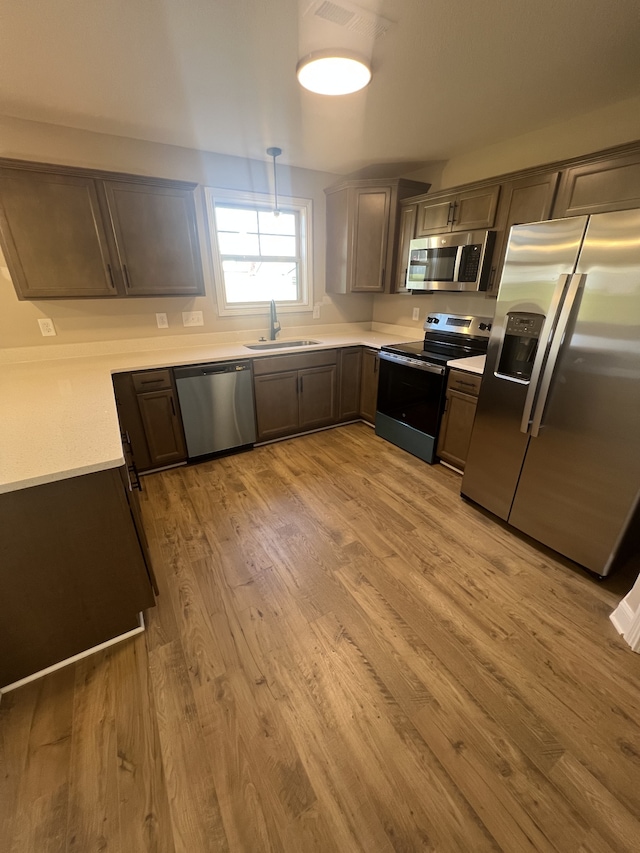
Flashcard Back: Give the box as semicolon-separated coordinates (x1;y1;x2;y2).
446;354;486;375
1;329;420;494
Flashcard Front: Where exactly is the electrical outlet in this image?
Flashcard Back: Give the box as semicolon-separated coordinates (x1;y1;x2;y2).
313;304;321;319
38;318;56;337
156;312;169;329
412;307;420;321
182;311;204;327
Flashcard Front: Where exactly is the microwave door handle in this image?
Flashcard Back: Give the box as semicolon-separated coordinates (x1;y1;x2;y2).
519;273;571;435
452;246;463;283
529;273;585;438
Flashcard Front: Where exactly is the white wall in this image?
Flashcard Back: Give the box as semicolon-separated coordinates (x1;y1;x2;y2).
0;115;374;350
440;93;640;188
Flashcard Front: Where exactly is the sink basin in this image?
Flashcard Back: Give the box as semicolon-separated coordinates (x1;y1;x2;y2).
244;339;321;350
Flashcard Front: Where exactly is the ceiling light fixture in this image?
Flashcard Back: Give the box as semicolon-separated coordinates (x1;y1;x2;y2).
296;49;371;95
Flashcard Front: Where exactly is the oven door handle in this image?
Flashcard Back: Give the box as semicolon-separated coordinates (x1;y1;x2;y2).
378;351;445;375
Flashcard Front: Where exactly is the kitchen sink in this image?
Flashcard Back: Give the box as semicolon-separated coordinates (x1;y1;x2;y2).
244;339;321;350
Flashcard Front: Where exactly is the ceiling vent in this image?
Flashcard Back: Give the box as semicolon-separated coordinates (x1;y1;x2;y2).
305;0;393;40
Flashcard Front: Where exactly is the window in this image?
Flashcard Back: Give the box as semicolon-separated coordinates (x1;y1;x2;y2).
205;188;313;316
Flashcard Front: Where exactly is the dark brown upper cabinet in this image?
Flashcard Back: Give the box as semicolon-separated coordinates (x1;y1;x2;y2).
552;149;640;218
414;184;500;236
0;160;205;300
325;178;430;295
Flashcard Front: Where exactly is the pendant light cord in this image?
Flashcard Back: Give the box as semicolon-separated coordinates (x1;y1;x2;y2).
266;147;282;215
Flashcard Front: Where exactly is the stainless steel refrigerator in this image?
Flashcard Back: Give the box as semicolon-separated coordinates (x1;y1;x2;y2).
462;210;640;577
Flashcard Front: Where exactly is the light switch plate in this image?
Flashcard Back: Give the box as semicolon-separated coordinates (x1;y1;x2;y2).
38;318;56;336
156;313;169;328
182;311;204;327
412;307;420;321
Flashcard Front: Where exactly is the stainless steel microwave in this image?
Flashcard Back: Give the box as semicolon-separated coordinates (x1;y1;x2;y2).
406;229;496;292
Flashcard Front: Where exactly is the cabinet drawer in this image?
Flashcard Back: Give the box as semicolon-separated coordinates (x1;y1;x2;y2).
131;369;173;392
253;349;337;376
447;369;481;396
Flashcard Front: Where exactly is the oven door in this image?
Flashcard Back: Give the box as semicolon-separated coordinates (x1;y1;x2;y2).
375;352;446;464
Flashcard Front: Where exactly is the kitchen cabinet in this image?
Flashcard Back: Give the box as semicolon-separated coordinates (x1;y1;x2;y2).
552;148;640;217
338;347;363;421
0;467;155;687
0;159;204;300
487;171;560;295
113;368;187;472
414;184;500;236
395;203;418;294
359;347;380;424
253;350;338;441
437;368;482;471
325;177;430;294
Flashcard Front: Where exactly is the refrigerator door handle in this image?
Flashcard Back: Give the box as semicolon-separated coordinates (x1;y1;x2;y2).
530;273;586;438
519;273;571;435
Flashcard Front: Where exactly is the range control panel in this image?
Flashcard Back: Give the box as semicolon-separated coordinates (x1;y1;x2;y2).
424;313;493;338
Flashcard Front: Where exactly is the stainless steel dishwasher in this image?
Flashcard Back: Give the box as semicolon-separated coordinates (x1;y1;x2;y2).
174;361;256;460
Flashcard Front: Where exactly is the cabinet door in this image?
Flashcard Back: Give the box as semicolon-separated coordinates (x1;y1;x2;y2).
137;389;187;468
394;204;417;293
359;348;380;424
552;151;640;218
436;389;478;471
453;184;500;232
254;371;300;441
0;168;117;299
338;348;362;421
104;180;204;296
487;172;559;295
299;365;337;430
415;197;454;236
351;187;391;292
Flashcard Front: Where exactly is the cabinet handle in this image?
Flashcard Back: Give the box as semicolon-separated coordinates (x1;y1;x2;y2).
381;267;385;287
449;201;458;225
300;376;304;394
374;355;378;374
140;378;163;385
447;203;454;225
106;263;115;289
123;264;132;289
127;463;142;491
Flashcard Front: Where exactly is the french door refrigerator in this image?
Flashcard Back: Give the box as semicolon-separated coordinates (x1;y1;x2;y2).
462;210;640;577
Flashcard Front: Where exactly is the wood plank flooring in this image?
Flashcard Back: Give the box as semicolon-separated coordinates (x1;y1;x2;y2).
2;423;640;852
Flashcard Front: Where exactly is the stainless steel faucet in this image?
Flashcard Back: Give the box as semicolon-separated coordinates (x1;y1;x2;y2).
269;299;281;340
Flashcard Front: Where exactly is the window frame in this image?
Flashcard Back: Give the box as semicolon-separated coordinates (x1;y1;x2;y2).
205;187;313;317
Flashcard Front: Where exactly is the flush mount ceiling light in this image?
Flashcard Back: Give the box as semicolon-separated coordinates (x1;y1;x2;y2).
296;50;372;95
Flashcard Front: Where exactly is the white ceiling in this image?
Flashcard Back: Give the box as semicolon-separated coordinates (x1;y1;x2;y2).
1;0;639;175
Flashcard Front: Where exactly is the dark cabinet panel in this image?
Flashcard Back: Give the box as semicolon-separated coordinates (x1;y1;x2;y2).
488;171;560;295
359;348;380;424
137;389;187;468
254;371;300;441
415;184;500;237
299;365;337;430
437;369;482;471
0;168;117;299
553;150;640;217
325;178;430;294
0;468;155;687
113;369;186;473
105;181;204;296
338;347;363;421
0;159;204;300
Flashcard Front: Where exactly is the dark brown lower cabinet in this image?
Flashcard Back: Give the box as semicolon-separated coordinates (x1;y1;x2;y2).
359;348;380;424
437;369;482;471
113;368;186;472
253;350;338;442
338;347;363;421
0;467;155;687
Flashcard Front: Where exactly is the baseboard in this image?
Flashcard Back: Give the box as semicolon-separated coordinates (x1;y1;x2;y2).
0;612;145;697
610;599;640;653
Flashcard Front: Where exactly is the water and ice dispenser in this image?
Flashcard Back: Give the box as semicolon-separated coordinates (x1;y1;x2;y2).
496;312;545;382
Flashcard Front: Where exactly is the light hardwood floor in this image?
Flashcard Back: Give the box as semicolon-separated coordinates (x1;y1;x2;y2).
2;423;640;852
